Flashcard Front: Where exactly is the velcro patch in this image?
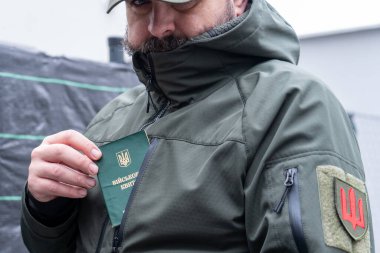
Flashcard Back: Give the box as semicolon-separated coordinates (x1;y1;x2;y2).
316;165;371;253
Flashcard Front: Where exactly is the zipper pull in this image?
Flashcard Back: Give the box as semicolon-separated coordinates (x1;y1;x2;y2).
146;93;151;113
112;226;121;253
273;168;297;213
146;78;159;114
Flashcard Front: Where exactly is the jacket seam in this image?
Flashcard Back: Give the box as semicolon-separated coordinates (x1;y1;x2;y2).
216;59;248;157
265;150;362;176
150;135;245;146
233;78;249;158
86;103;134;130
232;79;252;252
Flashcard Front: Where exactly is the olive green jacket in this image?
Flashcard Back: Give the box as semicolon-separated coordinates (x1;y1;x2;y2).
21;0;374;252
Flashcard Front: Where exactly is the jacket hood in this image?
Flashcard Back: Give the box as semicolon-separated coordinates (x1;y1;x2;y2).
132;0;300;105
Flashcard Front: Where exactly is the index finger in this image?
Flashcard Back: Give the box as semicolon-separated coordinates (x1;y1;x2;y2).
42;130;102;160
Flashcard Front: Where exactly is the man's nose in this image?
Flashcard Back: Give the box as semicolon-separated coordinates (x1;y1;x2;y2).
148;2;176;39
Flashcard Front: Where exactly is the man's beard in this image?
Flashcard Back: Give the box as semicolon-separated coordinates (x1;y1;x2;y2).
123;0;235;55
124;35;187;55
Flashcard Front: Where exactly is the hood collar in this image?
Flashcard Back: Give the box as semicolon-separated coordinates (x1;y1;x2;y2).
132;0;300;104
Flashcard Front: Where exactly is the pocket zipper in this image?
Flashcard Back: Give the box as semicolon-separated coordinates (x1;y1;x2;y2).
273;168;308;253
273;168;296;213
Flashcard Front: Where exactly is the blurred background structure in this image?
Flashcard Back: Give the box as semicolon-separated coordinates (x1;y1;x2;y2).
0;0;379;252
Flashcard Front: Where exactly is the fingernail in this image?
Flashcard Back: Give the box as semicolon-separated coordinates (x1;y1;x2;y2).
91;148;102;159
79;189;87;197
87;178;96;187
89;163;98;174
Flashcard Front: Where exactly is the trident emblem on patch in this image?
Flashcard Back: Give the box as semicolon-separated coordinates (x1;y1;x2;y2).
335;178;368;240
340;187;365;230
116;149;131;168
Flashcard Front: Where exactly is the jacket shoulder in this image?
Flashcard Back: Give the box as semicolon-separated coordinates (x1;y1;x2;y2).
239;60;330;100
240;60;362;169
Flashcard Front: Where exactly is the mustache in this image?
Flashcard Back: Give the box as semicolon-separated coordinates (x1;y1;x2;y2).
124;35;187;55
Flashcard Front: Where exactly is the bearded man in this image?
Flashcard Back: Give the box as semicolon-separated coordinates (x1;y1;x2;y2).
21;0;375;252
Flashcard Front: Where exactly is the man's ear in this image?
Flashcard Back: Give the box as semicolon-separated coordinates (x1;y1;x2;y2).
233;0;249;17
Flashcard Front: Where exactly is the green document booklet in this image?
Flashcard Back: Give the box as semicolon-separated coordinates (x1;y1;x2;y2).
96;131;150;227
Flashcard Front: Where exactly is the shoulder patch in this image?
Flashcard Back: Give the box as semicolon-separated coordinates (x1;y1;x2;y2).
316;165;371;253
335;178;368;240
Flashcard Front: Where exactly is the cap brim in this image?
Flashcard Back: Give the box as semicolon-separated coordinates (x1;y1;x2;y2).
107;0;192;14
107;0;123;14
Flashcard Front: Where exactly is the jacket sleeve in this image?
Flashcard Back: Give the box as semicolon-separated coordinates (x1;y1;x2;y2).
243;72;375;252
20;186;78;253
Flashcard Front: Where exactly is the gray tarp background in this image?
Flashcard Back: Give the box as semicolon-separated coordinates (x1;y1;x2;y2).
0;43;139;252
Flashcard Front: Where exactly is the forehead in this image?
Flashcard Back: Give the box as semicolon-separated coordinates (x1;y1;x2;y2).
107;0;193;13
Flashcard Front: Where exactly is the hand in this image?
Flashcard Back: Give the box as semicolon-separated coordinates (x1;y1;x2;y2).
27;130;102;202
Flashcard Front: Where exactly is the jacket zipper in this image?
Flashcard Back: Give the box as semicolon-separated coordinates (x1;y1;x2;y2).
110;53;170;253
145;53;167;114
95;216;109;253
95;110;167;253
140;99;171;131
273;168;308;253
111;97;169;253
111;138;160;253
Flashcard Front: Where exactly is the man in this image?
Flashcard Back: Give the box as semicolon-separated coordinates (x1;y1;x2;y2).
21;0;374;252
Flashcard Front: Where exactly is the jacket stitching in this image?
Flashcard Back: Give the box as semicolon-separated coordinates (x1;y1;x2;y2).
225;74;253;250
89;135;246;146
234;78;250;162
162;75;245;149
86;103;135;130
150;135;245;146
265;150;362;177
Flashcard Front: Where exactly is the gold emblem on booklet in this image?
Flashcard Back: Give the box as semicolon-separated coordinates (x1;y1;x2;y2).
116;149;131;167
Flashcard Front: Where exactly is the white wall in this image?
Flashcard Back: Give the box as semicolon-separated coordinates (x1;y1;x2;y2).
0;0;126;63
267;0;380;37
2;0;380;63
299;28;380;117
